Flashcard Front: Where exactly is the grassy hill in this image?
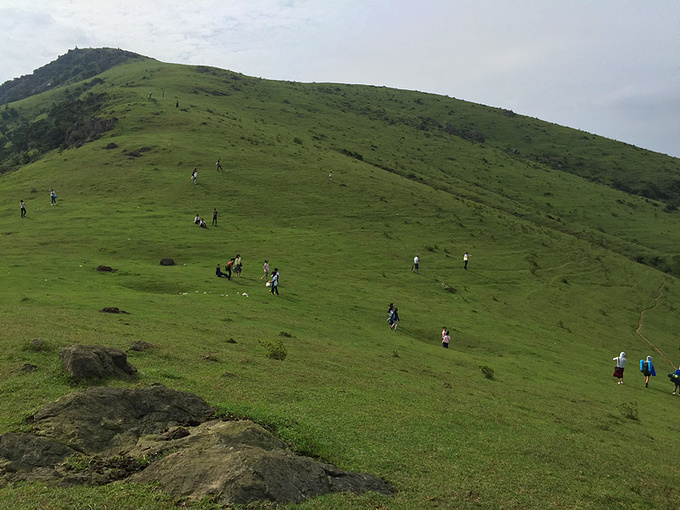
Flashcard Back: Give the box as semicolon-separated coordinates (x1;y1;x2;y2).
0;54;679;509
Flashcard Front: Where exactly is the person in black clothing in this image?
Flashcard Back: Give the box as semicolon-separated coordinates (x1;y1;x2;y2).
216;264;230;279
270;268;279;296
20;200;26;218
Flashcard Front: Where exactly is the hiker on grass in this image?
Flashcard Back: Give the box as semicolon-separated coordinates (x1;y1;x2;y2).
234;255;242;277
442;329;451;348
412;254;420;274
20;200;26;218
226;258;235;279
669;367;680;395
216;264;230;279
442;327;450;348
199;218;207;228
463;252;470;270
640;356;656;388
390;307;400;330
191;168;198;184
50;189;57;206
216;159;223;171
270;268;279;296
194;214;200;225
387;303;399;330
261;259;269;280
212;208;218;226
613;351;627;384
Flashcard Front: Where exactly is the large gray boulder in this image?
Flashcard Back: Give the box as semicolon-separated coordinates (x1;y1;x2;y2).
128;420;395;505
1;385;394;505
0;433;77;487
59;345;137;380
0;432;76;471
29;385;215;455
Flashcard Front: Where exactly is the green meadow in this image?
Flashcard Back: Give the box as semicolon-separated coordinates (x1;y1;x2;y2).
0;55;679;509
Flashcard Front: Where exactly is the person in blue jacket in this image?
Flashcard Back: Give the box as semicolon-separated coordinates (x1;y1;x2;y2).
669;367;680;395
640;355;656;388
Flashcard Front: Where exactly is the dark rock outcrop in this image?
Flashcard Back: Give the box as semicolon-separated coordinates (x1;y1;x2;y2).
128;340;152;352
59;345;137;380
0;385;394;505
128;420;396;505
29;385;214;455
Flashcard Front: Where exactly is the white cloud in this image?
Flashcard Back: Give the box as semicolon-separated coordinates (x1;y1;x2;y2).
0;0;678;157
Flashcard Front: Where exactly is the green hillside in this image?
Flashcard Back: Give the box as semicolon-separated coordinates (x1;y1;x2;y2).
0;53;679;509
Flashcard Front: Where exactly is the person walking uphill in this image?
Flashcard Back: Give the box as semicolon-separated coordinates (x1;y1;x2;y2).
20;200;26;218
463;252;470;270
50;189;57;206
640;355;656;388
212;208;218;226
613;351;627;384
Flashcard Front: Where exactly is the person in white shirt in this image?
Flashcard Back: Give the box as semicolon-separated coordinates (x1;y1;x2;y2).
612;352;626;384
412;254;420;273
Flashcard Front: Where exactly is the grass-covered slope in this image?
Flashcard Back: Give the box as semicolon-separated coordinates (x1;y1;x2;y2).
0;58;679;509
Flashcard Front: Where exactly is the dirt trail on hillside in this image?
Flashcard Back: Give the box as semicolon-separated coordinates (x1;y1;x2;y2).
635;277;676;369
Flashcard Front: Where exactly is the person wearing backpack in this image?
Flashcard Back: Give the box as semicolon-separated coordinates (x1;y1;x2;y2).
640;355;656;388
668;367;680;395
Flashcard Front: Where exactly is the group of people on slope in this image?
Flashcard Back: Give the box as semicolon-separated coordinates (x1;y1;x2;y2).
216;255;243;280
193;209;219;228
216;258;279;296
613;351;680;393
194;213;207;228
191;158;226;183
19;189;59;217
411;251;471;274
259;259;279;295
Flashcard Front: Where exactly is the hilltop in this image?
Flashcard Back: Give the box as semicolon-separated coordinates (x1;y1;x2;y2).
0;47;143;105
0;51;679;509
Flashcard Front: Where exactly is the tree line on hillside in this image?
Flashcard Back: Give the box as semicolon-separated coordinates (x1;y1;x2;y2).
0;83;116;173
0;48;142;106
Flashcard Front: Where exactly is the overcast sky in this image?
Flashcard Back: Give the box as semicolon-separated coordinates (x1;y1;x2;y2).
1;0;678;157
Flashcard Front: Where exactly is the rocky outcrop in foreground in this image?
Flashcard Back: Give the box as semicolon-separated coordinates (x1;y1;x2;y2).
0;385;394;506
